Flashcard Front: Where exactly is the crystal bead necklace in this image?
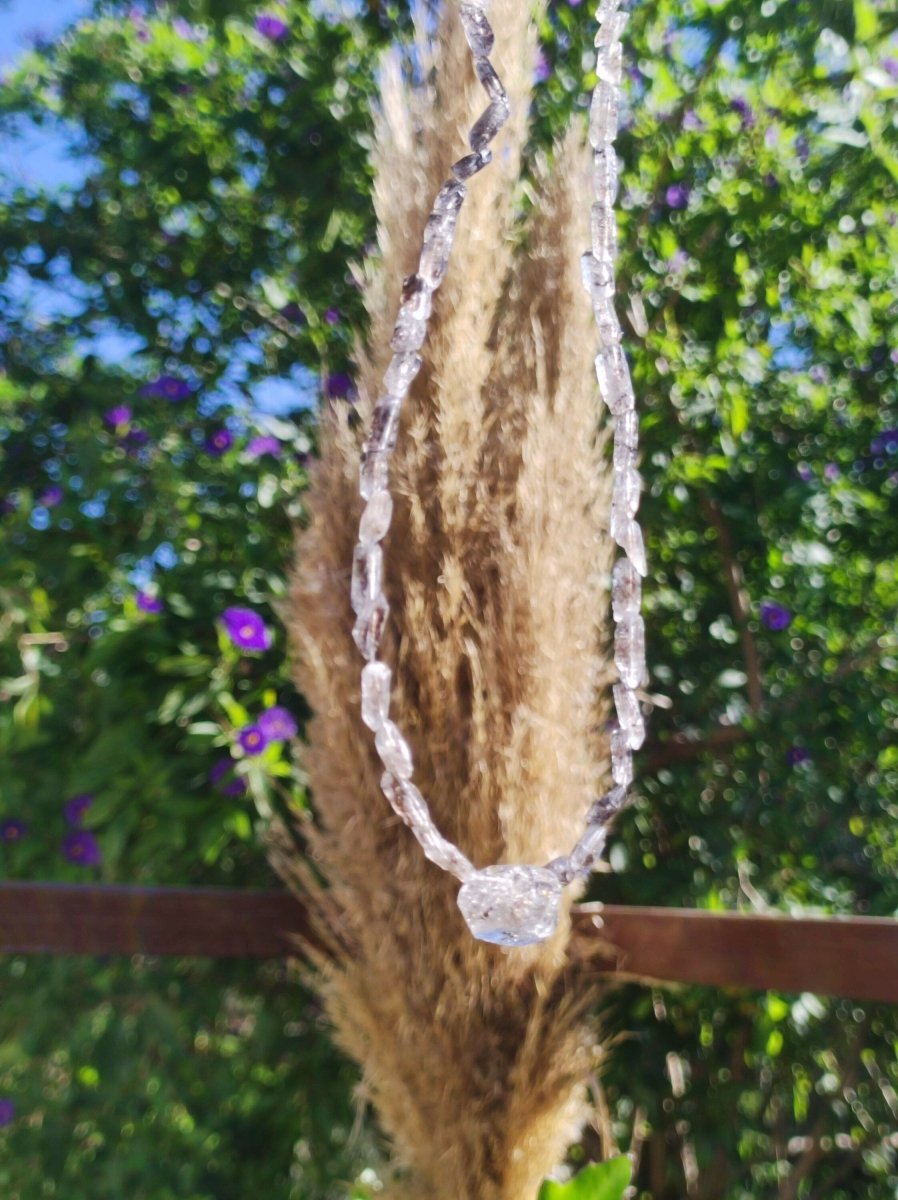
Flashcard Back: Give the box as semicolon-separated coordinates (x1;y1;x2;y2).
350;0;645;947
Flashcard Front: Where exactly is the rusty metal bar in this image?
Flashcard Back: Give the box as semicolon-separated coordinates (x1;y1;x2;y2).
0;883;895;1003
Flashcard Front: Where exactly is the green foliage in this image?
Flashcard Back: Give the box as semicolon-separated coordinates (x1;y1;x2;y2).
539;1157;632;1200
1;0;897;1196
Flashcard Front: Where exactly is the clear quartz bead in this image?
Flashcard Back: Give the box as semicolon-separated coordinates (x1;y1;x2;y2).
361;661;391;731
586;785;627;827
581;251;614;299
612;556;642;620
545;854;575;884
613;682;645;750
596;38;623;84
384;352;423;396
570;822;607;874
366;397;401;455
613;435;636;472
359;489;393;543
420;210;460;289
600;345;634;415
616;409;638;450
457;864;563;947
614;464;641;518
474;56;508;108
434;179;467;215
469;101;507;152
589;81;619;148
591;203;618;265
611;727;634;786
381;770;428;828
360;448;390;500
352;592;390;660
418;825;475;878
595;10;628;45
375;718;414;779
459;2;494;56
624;519;647;576
593;148;620;205
452;149;492;181
615;613;646;688
390;304;428;352
351;542;383;614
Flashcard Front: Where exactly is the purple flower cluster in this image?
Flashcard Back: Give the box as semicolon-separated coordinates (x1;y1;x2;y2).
137;590;164;614
246;436;282;460
0;1099;15;1127
64;793;93;826
210;759;247;798
760;601;792;631
205;429;234;456
665;183;690;210
871;428;898;456
105;405;132;428
325;372;355;401
221;607;272;652
238;725;267;756
63;831;102;867
39;485;64;508
236;706;297;758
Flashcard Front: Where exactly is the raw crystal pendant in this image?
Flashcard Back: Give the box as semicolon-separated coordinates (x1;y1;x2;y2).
351;542;383;614
474;56;508;108
359;489;393;543
360;448;390;501
612;556;642;620
457;864;564;947
375;718;414;779
469;101;507;153
384;352;423;396
361;661;391;731
615;612;646;688
570;823;607;874
452;149;492;181
613;682;645;749
459;2;494;57
352;592;390;660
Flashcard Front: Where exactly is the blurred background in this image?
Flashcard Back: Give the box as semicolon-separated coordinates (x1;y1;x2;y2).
0;0;897;1196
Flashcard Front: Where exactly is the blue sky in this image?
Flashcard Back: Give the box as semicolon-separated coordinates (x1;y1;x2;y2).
0;0;318;415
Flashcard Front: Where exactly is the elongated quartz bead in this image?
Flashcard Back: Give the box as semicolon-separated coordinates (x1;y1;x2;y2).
593;148;620;205
570;823;607;874
360;448;389;500
586;785;627;827
595;303;622;347
366;397;401;455
603;345;635;415
614;464;641;518
459;2;494;56
359;489;393;543
434;179;467;215
420;210;460;289
613;682;645;750
595;10;628;45
545;854;575;884
418;825;476;879
474;57;508;108
612;556;642;620
351;542;382;614
615;613;646;688
589;81;619;148
390;304;427;352
452;149;492;181
469;101;507;152
610;727;633;786
581;251;614;299
591;203;618;265
623;518;647;576
616;409;638;449
352;592;390;660
361;661;391;731
384;352;423;396
375;719;414;779
381;771;428;828
613;430;636;471
595;38;623;84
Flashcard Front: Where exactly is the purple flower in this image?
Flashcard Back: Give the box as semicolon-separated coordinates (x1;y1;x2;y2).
255;13;289;41
209;758;247;797
535;49;552;84
39;485;64;508
62;830;102;867
796;462;814;482
665;183;690;210
125;427;151;450
257;706;298;742
682;109;705;132
871;428;898;456
238;724;269;756
883;58;898;80
730;97;755;127
221;607;272;652
205;429;233;456
809;365;827;384
0;1099;15;1126
280;302;306;324
142;375;192;402
786;746;811;767
136;590;164;614
64;794;93;826
324;307;341;326
104;405;132;427
824;462;840;482
246;436;282;459
0;820;27;843
760;601;792;631
325;372;355;401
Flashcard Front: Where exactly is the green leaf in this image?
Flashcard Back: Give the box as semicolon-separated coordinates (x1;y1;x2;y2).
538;1158;632;1200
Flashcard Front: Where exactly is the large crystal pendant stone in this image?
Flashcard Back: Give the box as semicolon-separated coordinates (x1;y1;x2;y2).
457;864;564;947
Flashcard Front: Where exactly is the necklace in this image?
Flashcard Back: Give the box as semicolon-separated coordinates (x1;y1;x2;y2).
350;0;645;947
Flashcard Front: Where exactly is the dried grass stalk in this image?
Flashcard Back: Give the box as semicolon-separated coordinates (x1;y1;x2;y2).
276;1;614;1194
